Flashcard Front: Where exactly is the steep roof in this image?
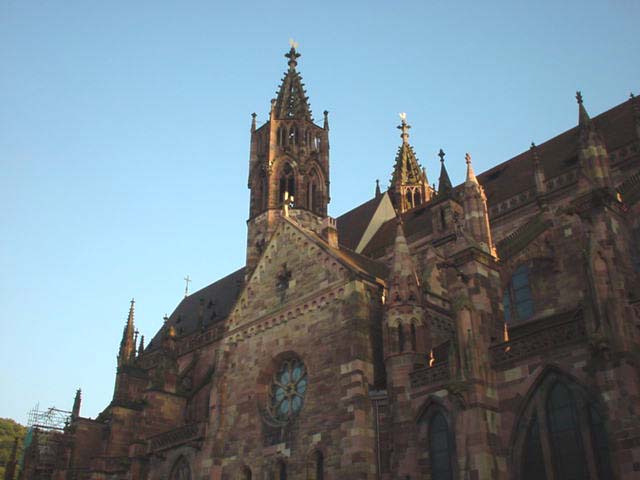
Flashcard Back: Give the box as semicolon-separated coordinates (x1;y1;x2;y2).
336;194;386;250
362;202;435;258
147;268;245;351
477;98;637;205
342;96;637;257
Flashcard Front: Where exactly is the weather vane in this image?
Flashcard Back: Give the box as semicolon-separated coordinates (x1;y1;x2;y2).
289;38;299;49
399;112;407;122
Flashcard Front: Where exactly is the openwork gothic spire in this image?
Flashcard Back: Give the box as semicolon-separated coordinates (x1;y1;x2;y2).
388;114;430;212
274;43;312;121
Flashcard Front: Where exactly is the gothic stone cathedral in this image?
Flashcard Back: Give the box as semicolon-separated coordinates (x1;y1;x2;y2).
23;47;640;480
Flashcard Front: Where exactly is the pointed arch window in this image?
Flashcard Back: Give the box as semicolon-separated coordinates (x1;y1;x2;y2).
277;126;285;147
278;459;287;480
315;451;324;480
278;163;295;204
430;413;454;480
242;466;252;480
398;324;405;352
307;169;322;214
516;376;614;479
503;264;534;323
410;323;417;351
418;405;456;480
288;127;299;146
169;457;191;480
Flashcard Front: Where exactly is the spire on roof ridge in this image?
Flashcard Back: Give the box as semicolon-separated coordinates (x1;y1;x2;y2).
388;115;430;212
375;179;381;197
118;298;136;366
465;152;478;186
576;91;591;126
437;148;453;196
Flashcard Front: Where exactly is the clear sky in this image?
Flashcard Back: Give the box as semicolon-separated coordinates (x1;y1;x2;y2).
1;0;638;423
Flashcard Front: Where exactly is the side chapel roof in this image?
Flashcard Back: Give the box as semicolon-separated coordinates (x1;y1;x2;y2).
146;268;245;351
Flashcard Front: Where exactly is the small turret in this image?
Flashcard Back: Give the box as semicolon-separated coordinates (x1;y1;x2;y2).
387;219;422;309
383;219;429;474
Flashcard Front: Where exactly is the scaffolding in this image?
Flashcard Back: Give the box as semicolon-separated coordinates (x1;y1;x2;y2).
26;403;71;431
23;404;72;480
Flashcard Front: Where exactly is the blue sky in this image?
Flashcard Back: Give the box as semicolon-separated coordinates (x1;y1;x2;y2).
1;1;638;423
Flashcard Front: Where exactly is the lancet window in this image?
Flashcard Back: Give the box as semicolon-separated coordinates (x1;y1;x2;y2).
169;457;191;480
516;375;613;479
418;405;456;480
306;168;322;214
503;264;534;323
278;163;295;204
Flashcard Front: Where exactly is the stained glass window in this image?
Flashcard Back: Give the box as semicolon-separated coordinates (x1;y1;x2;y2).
270;358;307;421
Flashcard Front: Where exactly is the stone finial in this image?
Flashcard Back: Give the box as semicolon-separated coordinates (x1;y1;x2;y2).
323;110;329;130
465;152;478;186
251;112;257;132
397;113;411;144
285;40;301;69
375;179;381;197
576;91;591;126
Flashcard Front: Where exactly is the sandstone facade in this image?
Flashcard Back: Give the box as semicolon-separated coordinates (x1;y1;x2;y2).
21;47;640;480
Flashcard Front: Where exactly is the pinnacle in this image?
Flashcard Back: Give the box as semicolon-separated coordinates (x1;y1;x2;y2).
576;91;591;126
465;152;478;186
437;149;453;195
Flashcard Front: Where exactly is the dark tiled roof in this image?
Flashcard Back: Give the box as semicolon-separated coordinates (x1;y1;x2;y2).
352;98;636;258
477;99;637;205
337;247;389;280
336;194;385;250
361;202;435;258
147;268;245;351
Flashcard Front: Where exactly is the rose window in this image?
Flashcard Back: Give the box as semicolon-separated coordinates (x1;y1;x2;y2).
270;358;307;421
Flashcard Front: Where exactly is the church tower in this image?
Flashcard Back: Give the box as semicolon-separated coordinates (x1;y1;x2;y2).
246;44;330;271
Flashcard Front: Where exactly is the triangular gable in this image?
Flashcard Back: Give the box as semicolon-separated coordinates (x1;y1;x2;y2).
227;217;383;332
